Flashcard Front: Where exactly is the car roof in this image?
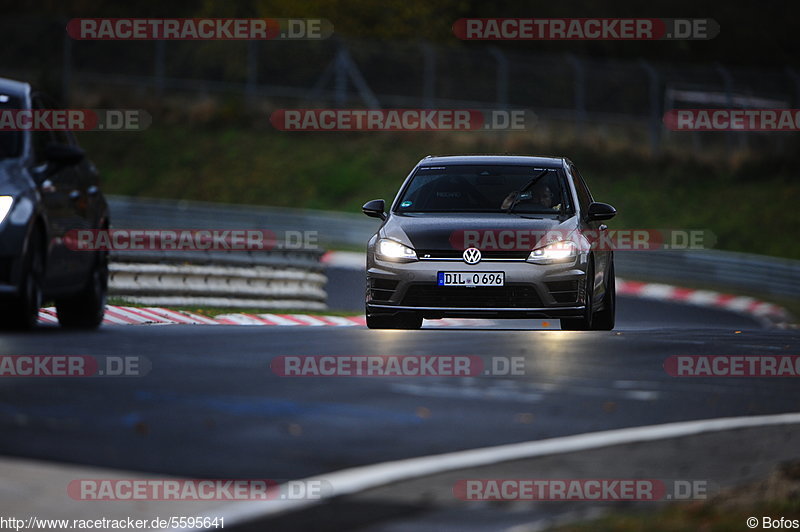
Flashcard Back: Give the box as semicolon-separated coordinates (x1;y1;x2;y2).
0;77;31;98
418;155;567;168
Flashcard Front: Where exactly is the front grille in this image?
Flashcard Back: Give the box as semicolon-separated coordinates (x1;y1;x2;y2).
417;250;529;260
400;284;543;308
546;280;580;303
369;278;399;302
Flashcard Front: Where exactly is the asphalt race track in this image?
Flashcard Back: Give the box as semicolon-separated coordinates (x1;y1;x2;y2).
0;287;797;484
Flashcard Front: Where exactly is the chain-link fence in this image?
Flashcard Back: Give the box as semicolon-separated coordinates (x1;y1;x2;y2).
2;17;799;153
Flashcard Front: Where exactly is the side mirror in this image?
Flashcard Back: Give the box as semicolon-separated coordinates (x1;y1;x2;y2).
45;143;85;167
362;199;386;220
586;202;616;222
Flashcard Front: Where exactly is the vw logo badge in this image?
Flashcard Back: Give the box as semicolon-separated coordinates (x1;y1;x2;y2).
463;247;482;264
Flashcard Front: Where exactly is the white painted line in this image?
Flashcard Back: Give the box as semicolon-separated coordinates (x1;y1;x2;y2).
147;307;200;325
637;283;677;300
288;314;328;326
101;310;134;325
173;310;220;325
162;412;800;531
104;306;153;324
120;306;174;324
37;310;59;323
258;313;302;326
142;307;189;324
140;307;196;324
347;316;367;326
214;314;268;325
144;307;218;325
685;290;721;306
316;316;358;326
725;296;758;312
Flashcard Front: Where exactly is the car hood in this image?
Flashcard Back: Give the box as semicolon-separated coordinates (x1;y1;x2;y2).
382;213;579;251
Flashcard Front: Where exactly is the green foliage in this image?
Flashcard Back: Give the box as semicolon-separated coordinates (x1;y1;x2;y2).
78;125;800;259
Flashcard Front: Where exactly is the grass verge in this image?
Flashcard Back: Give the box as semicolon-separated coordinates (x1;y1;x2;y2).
77;119;800;260
552;462;800;532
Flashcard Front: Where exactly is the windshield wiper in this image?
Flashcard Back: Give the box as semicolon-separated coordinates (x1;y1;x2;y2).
504;169;549;214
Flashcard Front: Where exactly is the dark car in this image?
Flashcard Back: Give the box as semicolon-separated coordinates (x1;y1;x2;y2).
0;77;108;329
362;155;616;330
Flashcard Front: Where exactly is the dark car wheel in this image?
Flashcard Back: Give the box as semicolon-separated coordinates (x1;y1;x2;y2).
366;311;423;330
55;250;108;329
0;229;44;330
591;263;616;331
560;262;595;331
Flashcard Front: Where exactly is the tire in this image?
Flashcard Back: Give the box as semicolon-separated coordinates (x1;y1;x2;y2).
55;250;108;329
591;263;616;331
366;311;422;330
560;262;594;331
0;228;44;330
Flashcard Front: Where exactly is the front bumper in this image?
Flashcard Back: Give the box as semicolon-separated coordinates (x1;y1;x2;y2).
366;255;588;319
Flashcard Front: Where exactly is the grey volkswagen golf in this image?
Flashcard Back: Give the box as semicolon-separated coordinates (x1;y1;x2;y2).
362;155;617;330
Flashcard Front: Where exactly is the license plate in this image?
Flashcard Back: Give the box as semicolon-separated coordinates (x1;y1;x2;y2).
437;272;505;287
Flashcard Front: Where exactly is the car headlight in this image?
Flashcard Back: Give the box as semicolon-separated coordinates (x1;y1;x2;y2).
527;240;577;264
0;196;13;225
376;238;417;262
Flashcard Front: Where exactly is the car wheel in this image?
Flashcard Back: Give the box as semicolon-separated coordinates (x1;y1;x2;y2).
0;228;44;330
366;311;422;330
591;263;616;331
560;262;594;331
55;250;108;329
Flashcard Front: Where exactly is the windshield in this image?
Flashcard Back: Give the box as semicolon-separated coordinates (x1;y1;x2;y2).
395;165;570;214
0;94;23;159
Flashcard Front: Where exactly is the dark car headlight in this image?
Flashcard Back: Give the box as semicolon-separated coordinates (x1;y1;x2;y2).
376;238;418;262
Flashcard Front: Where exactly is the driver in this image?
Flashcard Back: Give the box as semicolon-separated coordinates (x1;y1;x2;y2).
531;182;560;210
501;182;561;211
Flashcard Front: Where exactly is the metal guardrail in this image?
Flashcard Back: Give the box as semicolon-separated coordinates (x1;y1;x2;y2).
108;195;378;250
108;195;800;303
614;250;800;300
109;261;326;310
105;199;329;308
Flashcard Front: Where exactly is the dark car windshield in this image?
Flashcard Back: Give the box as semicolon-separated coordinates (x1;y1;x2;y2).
395;165;570;214
0;93;23;159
